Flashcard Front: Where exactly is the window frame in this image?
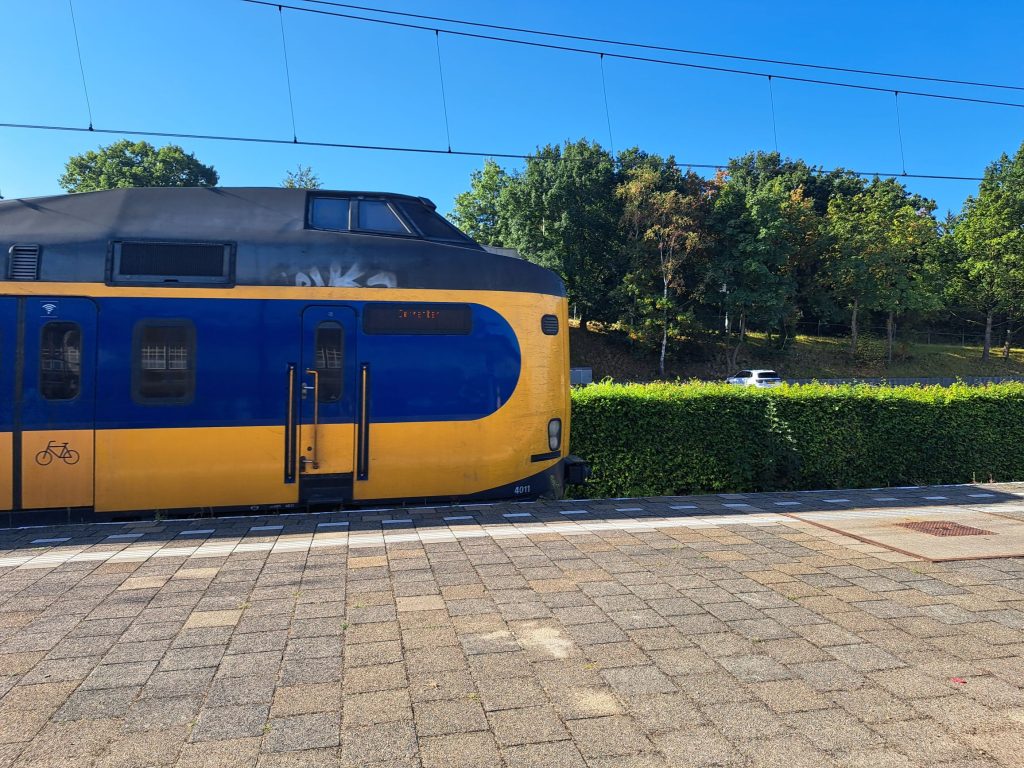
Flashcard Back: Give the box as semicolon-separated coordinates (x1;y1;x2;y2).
313;320;345;403
353;199;413;236
307;196;352;233
131;319;197;406
39;321;82;401
395;200;474;244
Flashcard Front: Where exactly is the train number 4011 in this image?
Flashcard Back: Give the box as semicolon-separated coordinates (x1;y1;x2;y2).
514;485;531;495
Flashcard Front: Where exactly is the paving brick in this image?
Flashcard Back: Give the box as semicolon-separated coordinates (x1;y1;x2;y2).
566;715;652;758
341;722;417;766
413;698;488;736
173;736;262;768
190;704;269;742
264;712;340;752
787;708;881;751
420;732;502;768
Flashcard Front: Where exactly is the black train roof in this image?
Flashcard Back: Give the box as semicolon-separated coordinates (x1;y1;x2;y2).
0;187;565;296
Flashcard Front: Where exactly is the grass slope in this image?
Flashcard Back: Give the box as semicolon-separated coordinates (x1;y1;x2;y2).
570;322;1024;382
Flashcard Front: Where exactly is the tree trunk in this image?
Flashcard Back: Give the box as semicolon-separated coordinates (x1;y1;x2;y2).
729;313;746;370
660;275;669;379
1004;321;1014;359
886;311;895;365
659;324;668;379
850;299;859;355
982;310;993;361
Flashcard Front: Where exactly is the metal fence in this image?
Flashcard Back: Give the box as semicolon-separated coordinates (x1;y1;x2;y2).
783;375;1024;388
791;321;1014;349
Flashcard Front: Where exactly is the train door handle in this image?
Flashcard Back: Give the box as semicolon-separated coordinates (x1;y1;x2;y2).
305;369;320;470
357;363;369;481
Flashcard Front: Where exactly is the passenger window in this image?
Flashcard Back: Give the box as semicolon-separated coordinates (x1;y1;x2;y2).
134;322;195;403
40;322;81;400
309;197;350;231
357;201;409;234
315;322;344;402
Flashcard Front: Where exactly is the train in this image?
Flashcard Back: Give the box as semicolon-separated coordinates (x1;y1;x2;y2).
0;186;588;524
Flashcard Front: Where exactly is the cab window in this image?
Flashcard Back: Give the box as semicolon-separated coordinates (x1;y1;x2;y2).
357;201;409;234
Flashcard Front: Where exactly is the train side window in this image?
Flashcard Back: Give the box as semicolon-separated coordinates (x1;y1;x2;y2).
133;321;196;404
40;322;81;400
314;322;344;402
309;197;350;231
357;201;410;234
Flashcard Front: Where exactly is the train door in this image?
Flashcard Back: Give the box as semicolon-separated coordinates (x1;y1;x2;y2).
298;306;358;503
0;299;16;512
16;297;97;511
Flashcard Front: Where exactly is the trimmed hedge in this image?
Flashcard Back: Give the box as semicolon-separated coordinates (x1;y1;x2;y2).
569;381;1024;498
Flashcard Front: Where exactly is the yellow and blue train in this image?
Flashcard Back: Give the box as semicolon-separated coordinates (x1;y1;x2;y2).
0;187;587;524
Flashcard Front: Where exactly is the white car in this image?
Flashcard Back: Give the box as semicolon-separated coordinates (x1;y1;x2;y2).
726;369;783;388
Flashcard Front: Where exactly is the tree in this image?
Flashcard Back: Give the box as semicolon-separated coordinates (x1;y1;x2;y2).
950;143;1024;360
617;158;712;376
448;159;509;245
59;140;218;192
282;164;322;190
498;140;623;326
824;178;939;362
718;152;854;335
705;174;808;369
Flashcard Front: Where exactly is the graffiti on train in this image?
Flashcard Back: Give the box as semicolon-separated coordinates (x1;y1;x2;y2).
292;262;398;288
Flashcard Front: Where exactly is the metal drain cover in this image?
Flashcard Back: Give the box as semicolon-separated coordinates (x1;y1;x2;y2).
897;520;994;537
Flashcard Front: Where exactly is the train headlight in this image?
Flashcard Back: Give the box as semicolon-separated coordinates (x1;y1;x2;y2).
548;418;562;451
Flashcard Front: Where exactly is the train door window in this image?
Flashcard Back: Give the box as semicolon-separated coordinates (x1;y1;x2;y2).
133;321;196;403
357;201;410;234
39;322;81;400
309;197;350;231
314;322;344;402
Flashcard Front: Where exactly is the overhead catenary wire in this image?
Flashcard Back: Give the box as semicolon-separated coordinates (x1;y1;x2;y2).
67;0;94;130
289;0;1024;94
277;5;299;142
894;92;908;175
0;120;986;182
767;76;779;153
239;0;1024;114
598;54;615;156
434;30;453;153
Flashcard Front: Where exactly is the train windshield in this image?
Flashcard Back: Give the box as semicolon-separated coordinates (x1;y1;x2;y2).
396;200;475;245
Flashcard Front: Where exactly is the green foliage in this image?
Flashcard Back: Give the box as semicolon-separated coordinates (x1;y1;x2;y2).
282;164;322;189
570;381;1024;497
498;140;623;324
448;159;509;245
617;157;712;375
59;140;218;192
448;141;1024;369
947;141;1024;357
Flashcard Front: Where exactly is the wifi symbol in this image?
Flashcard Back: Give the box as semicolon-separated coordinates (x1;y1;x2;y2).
41;303;57;315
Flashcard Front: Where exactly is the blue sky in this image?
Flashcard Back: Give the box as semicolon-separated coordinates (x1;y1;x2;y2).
2;0;1023;217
